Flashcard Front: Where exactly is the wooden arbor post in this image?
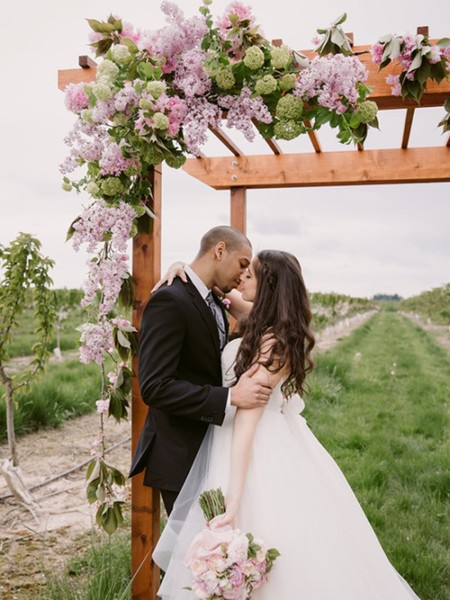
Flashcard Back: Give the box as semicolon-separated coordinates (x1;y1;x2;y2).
131;167;162;599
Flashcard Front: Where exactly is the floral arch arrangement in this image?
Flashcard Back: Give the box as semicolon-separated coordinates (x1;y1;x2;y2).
60;0;449;534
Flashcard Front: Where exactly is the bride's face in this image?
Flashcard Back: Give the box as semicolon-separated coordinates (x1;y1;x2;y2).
240;259;258;302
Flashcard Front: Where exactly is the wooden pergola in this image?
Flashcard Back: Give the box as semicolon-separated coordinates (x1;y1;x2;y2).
58;30;450;600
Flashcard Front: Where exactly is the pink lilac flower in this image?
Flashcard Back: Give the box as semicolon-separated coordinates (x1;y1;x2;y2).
96;399;110;414
173;48;212;98
108;371;118;384
99;142;140;176
114;81;140;112
60;119;108;174
79;320;114;364
386;73;402;96
82;252;130;315
71;200;136;253
148;2;208;72
218;87;272;142
65;83;90;113
370;42;384;65
182;98;222;155
295;54;368;111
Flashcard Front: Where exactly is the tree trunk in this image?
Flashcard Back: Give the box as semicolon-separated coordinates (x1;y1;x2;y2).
0;362;18;466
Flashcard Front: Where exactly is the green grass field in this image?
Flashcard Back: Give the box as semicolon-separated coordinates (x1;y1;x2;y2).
304;308;449;599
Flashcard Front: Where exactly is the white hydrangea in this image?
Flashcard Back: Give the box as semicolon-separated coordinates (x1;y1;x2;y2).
111;44;131;64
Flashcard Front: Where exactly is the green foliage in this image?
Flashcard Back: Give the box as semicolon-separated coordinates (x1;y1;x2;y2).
0;233;56;377
304;309;450;598
315;13;354;56
38;531;131;600
401;283;450;325
0;360;103;441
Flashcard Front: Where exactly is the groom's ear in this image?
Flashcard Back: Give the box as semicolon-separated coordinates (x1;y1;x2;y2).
214;241;226;260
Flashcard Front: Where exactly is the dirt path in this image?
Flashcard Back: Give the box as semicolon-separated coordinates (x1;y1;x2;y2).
0;310;377;599
401;311;450;353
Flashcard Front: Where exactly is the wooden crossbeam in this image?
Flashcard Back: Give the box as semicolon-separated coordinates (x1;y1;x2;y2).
183;147;450;189
209;126;243;156
303;119;321;153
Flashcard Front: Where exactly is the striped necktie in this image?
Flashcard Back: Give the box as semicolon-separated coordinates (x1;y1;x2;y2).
206;292;226;350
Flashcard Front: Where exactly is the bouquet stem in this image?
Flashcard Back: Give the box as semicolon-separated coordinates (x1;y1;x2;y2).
198;488;225;522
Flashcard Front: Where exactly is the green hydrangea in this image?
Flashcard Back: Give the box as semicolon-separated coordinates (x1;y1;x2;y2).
101;177;124;196
62;181;72;192
165;154;187;169
254;74;278;95
112;113;129;126
86;182;100;196
111;44;131;65
271;45;290;69
153;112;169;130
139;98;153;111
97;59;119;81
81;108;94;124
92;82;113;101
243;46;265;70
216;68;236;90
274;120;303;140
355;101;378;124
279;73;297;92
275;95;304;120
146;81;166;99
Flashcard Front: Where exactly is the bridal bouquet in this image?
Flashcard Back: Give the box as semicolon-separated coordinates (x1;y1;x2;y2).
185;488;280;599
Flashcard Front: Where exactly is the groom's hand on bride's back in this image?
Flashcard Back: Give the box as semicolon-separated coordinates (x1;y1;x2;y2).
230;364;271;409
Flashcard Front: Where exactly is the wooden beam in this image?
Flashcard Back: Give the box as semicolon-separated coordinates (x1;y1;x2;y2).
183;147;450;189
230;187;247;234
58;42;450;106
209;126;243;156
303;119;321;153
401;108;416;149
131;166;162;600
58;66;96;90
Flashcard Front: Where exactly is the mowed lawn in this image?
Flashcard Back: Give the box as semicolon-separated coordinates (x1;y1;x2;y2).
304;307;449;599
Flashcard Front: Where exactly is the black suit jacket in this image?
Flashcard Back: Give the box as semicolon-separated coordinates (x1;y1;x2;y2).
129;276;229;492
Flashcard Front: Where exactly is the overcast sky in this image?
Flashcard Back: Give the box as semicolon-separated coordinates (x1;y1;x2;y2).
1;0;449;298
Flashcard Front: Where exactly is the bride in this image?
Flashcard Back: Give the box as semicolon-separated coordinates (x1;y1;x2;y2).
153;249;421;599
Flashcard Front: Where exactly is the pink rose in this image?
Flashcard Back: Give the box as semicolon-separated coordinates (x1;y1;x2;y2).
186;525;234;565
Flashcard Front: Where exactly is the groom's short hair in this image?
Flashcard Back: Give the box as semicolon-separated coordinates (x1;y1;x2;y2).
198;226;251;257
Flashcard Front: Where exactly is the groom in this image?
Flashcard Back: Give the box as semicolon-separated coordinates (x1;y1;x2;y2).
130;226;272;514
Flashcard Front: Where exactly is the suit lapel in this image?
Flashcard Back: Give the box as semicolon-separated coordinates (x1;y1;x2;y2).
185;278;222;358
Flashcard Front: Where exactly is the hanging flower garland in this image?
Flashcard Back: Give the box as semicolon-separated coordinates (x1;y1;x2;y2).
60;0;448;535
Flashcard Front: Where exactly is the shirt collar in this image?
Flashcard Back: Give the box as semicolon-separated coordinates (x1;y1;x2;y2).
184;265;210;301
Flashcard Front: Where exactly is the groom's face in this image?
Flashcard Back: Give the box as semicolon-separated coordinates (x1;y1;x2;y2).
215;243;252;293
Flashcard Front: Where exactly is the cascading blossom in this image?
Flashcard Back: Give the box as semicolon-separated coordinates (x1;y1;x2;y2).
78;320;114;365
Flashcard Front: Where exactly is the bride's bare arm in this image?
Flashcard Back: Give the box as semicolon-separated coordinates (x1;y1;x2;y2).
211;340;286;528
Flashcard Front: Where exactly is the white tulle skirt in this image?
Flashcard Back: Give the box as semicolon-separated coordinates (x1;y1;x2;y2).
153;390;421;599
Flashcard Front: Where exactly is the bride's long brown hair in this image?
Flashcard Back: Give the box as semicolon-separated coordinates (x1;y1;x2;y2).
234;250;315;397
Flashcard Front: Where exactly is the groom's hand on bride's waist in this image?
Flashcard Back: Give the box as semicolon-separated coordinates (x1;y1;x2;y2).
230;364;272;409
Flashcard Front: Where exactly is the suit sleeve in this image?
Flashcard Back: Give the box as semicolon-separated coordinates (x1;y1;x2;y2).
138;288;228;425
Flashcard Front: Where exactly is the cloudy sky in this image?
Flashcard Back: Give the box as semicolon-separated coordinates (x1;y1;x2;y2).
1;0;449;298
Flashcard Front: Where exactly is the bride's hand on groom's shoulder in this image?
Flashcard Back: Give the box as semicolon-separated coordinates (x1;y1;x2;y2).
151;261;187;293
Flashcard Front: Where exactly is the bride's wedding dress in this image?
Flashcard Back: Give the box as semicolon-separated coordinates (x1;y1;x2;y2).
153;338;421;599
